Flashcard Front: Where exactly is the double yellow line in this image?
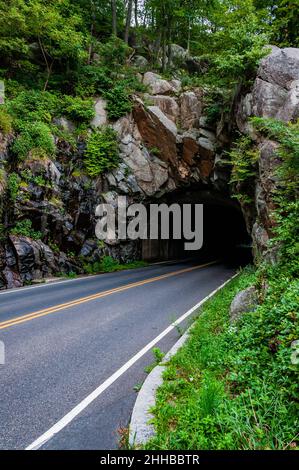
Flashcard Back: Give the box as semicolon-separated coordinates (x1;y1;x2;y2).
0;261;217;331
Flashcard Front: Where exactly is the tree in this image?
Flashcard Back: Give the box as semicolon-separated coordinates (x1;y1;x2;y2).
111;0;117;35
125;0;133;44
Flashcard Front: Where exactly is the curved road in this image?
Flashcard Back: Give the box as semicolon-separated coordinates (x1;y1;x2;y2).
0;259;234;450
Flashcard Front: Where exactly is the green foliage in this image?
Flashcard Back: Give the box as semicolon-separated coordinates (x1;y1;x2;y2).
230;137;258;178
10;219;42;239
251;118;299;267
62;95;95;123
83;256;148;274
0;108;12;134
98;36;132;68
228;135;259;204
104;83;132;120
11;121;55;161
144;347;165;374
75;65;113;97
7;90;60;123
84;126;119;177
144;268;298;450
7;172;20;201
0;167;5;185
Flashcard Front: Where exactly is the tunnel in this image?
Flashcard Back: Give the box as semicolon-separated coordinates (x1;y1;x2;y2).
141;189;252;267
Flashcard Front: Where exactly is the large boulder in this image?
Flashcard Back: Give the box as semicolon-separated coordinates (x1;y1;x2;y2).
180;91;202;130
143;72;177;95
181;131;200;166
258;46;299;90
133;103;178;166
252;78;287;118
237;46;299;126
230;286;259;324
276;79;299;122
21;156;61;185
133;55;149;68
148;95;179;123
119;134;168;196
91;98;108;128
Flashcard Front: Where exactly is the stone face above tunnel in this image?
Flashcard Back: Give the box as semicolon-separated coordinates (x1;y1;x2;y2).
1;45;298;287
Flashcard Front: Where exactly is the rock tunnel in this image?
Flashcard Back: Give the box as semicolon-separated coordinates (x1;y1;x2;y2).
141;188;252;267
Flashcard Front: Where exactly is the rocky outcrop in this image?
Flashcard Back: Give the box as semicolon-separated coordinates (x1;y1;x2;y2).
91;98;108;128
236;46;299;260
143;72;177;95
1;45;297;288
180;91;202;129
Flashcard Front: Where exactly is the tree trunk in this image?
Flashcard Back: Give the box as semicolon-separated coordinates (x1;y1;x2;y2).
134;0;138;27
161;28;167;73
125;0;133;44
187;17;191;53
111;0;117;36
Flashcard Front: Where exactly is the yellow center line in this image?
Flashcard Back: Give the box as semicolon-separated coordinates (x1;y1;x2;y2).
0;261;217;331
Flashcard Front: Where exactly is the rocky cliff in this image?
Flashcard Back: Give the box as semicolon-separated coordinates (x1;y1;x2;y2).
0;46;298;289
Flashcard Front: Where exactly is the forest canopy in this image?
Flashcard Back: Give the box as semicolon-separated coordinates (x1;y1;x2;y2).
0;0;297;94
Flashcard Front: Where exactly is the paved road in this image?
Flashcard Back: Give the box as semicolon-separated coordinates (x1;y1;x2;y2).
0;259;235;450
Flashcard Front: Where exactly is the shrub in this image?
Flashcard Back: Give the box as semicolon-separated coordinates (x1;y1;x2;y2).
62;95;95;123
0;167;6;185
85;126;119;177
11;121;55;161
99;37;132;68
7;90;60;123
75;65;113;97
7;172;20;201
0;108;12;134
104;83;132;120
10;219;42;240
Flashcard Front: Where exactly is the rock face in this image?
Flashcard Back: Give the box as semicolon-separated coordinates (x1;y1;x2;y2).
133;103;179;166
1;45;297;288
91;98;108;127
229;286;259;324
238;46;299;124
143;72;178;95
148;95;179;123
180;91;202;129
236;45;299;260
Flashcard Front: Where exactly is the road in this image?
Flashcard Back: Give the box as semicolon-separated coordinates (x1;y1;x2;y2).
0;259;235;450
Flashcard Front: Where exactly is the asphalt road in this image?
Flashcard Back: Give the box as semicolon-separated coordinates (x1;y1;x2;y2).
0;259;235;450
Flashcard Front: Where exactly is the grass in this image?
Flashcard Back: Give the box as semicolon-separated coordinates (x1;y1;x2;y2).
142;266;298;450
83;256;148;275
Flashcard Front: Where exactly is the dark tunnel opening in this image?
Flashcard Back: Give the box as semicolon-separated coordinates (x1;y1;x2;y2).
141;189;253;268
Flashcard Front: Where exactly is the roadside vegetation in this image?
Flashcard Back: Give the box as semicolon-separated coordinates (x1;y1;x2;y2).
143;265;298;450
82;256;148;275
141;108;299;451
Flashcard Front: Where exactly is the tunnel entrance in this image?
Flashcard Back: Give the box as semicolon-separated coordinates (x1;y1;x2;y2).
141;189;252;267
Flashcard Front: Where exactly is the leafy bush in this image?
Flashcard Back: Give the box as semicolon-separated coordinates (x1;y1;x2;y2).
11;121;55;161
7;90;60;123
0;167;6;185
62;95;94;123
84;126;119;177
75;65;113;97
251;118;299;269
83;256;148;274
7;172;20;201
145;268;298;450
104;83;132;120
10;219;42;240
98;37;132;68
0;108;12;134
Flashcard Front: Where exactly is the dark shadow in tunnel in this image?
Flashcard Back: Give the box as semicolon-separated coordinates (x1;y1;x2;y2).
141;189;253;268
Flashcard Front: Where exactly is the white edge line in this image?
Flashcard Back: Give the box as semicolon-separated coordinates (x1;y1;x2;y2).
25;272;238;451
